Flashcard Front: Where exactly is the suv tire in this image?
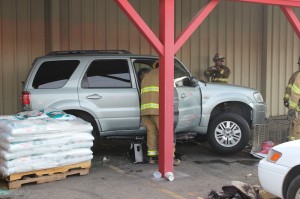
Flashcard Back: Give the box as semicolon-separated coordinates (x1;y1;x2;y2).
207;112;250;154
64;110;99;139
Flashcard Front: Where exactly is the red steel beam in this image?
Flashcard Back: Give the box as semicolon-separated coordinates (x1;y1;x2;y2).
114;0;164;56
158;0;175;175
281;6;300;39
175;0;220;53
231;0;300;7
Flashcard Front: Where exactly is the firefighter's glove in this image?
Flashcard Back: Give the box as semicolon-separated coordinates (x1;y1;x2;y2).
284;99;289;108
287;109;296;120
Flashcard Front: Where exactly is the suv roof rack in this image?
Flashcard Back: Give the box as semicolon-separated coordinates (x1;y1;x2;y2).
47;50;132;56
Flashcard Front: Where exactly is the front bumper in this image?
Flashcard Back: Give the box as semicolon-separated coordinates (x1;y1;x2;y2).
251;102;267;125
258;158;289;198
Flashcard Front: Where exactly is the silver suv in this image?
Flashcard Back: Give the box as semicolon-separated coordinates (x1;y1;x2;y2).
22;50;266;154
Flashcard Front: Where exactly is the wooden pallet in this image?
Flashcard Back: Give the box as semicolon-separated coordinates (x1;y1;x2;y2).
1;161;91;189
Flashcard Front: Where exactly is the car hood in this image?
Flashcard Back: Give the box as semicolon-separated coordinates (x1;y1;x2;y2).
273;139;300;151
199;81;258;93
198;81;261;105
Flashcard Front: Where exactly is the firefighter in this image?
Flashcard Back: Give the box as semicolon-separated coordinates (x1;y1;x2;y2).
141;61;180;165
283;56;300;141
204;53;230;83
137;67;150;88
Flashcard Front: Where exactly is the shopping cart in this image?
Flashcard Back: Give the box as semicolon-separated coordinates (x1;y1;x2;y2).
250;117;290;154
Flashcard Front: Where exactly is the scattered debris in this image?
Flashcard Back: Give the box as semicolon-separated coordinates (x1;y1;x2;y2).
208;181;260;199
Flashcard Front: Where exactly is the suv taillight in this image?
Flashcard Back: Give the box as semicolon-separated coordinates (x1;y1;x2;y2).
22;91;31;107
22;91;30;105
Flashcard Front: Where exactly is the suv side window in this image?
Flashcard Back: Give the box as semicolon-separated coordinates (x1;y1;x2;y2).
174;59;192;87
32;60;79;89
82;59;131;88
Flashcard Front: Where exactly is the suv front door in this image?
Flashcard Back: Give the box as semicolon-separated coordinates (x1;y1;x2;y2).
133;58;201;132
174;59;201;132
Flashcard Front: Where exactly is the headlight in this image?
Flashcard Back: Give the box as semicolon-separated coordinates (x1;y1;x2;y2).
254;92;264;103
266;149;282;163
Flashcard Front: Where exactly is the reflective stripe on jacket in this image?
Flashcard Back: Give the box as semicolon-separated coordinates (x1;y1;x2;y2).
289;71;300;112
284;70;300;101
212;77;229;83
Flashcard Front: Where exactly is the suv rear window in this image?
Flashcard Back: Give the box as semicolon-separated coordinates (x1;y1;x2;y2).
32;60;79;89
82;59;131;88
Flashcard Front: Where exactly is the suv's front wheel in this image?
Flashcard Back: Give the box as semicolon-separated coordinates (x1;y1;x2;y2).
207;112;250;154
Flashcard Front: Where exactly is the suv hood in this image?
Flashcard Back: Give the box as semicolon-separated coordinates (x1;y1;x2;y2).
198;81;261;105
200;81;258;93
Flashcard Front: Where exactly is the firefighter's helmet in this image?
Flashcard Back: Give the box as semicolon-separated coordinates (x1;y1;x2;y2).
213;53;225;62
152;61;159;69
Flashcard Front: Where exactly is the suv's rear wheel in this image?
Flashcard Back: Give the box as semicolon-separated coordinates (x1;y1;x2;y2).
64;110;99;140
207;112;250;154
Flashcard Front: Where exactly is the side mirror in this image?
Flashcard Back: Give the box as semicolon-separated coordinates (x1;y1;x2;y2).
190;77;199;87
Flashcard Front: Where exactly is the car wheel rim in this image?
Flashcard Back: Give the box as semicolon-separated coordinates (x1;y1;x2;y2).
214;121;242;147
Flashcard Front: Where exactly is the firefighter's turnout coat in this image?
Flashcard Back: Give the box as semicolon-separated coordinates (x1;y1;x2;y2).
285;70;300;140
141;68;159;156
204;64;230;83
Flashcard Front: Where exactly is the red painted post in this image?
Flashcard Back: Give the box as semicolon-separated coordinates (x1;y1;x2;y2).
280;6;300;39
158;0;175;175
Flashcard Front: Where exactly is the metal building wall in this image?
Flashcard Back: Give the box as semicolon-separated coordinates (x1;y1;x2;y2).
0;0;45;115
264;6;300;116
0;0;299;117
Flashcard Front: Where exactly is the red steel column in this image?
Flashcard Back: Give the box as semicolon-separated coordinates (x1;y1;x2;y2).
158;0;175;174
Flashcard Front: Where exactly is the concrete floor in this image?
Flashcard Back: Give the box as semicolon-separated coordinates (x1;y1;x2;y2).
1;139;275;199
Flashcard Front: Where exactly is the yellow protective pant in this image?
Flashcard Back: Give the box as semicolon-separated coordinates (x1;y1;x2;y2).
142;115;176;157
289;113;300;140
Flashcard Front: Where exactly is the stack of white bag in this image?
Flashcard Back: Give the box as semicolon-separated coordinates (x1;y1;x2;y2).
0;108;94;177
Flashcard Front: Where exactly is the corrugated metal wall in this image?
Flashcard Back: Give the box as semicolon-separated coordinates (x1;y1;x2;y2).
0;0;45;115
0;0;299;117
264;6;300;116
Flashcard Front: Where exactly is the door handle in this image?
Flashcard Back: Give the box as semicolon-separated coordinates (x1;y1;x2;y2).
86;94;102;99
181;93;187;99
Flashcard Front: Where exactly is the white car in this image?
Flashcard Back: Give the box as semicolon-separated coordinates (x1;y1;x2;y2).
258;139;300;199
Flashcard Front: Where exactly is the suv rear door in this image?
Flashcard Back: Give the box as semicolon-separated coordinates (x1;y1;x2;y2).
78;58;140;131
24;59;81;111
